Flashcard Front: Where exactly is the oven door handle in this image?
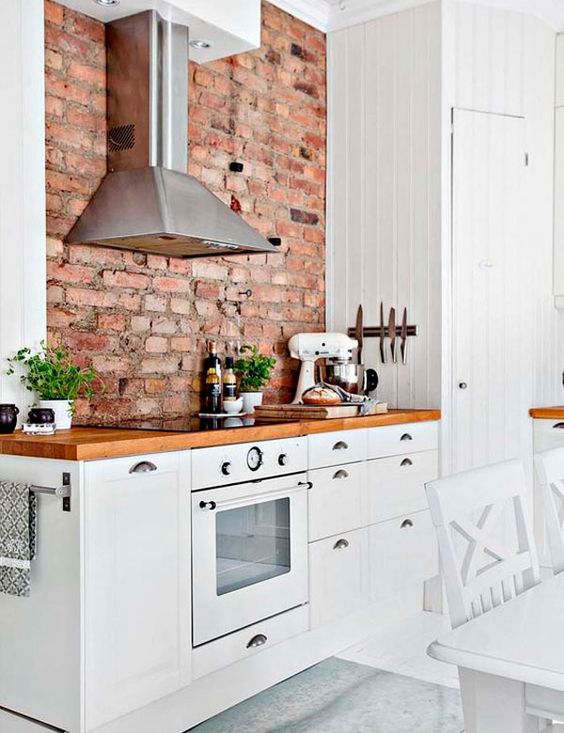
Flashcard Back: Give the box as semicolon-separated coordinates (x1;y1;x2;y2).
198;481;309;512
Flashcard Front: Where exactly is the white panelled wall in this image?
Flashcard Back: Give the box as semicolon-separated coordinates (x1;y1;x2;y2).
0;0;46;410
443;1;558;475
328;0;560;476
327;1;442;411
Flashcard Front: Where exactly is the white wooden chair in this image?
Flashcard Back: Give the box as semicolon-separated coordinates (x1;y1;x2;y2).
426;459;563;731
534;447;564;575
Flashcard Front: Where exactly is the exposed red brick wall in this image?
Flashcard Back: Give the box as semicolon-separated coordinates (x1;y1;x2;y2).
44;0;326;421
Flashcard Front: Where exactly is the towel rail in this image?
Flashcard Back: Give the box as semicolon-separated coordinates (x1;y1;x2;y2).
30;484;70;498
30;472;71;511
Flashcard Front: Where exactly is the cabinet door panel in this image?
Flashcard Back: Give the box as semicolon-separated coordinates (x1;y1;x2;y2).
368;450;438;523
309;527;370;629
308;461;368;540
369;510;438;601
83;451;191;730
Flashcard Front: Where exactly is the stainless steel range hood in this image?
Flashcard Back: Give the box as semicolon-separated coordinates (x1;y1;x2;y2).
65;11;277;258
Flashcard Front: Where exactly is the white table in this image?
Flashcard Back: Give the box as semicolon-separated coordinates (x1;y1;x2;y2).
428;574;564;732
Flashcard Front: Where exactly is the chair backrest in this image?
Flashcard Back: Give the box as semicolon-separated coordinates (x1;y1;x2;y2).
534;446;564;575
426;459;540;628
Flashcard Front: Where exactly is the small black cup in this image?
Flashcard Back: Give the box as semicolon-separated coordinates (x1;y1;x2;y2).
0;404;19;434
28;407;55;425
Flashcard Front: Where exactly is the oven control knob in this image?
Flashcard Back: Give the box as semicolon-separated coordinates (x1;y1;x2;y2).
247;446;264;471
221;461;232;476
278;453;289;466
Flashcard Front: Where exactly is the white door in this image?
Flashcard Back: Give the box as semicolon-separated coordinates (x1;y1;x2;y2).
83;451;192;731
451;109;531;473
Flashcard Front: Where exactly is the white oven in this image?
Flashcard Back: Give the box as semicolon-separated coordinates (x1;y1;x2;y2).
191;438;309;647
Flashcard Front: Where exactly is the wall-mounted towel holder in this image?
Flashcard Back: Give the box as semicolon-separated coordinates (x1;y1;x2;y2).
31;472;71;512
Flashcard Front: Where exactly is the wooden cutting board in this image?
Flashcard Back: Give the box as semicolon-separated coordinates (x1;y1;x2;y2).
254;404;361;420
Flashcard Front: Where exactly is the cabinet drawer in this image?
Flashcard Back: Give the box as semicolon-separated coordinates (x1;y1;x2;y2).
308;429;367;470
88;450;185;482
309;527;370;629
0;709;57;733
368;421;438;459
308;462;368;541
368;450;438;523
192;605;308;680
533;419;564;452
369;511;438;601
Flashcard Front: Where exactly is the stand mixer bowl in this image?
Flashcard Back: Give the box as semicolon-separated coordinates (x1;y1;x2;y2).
320;363;378;396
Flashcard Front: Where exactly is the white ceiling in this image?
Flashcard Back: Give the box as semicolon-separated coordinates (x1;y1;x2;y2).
55;0;564;39
270;0;564;32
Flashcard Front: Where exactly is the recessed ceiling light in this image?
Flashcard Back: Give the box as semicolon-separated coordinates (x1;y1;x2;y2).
190;39;213;50
94;0;120;6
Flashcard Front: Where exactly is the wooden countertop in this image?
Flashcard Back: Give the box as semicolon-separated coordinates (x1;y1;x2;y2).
530;407;564;419
0;409;441;461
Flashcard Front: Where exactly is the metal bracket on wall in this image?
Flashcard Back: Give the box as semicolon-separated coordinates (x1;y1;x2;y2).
30;472;72;512
347;325;419;339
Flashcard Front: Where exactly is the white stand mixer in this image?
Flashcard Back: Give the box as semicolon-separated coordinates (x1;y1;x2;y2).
288;332;358;403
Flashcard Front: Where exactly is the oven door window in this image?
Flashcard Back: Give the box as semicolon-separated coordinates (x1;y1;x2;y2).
216;498;291;596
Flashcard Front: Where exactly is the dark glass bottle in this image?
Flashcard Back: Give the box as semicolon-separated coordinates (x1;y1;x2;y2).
204;340;222;382
205;368;222;414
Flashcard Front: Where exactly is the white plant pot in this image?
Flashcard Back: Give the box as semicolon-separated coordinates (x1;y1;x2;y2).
39;399;74;430
240;392;263;414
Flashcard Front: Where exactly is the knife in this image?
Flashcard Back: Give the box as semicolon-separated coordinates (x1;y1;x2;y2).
400;307;408;365
355;305;364;365
388;307;397;363
379;302;387;363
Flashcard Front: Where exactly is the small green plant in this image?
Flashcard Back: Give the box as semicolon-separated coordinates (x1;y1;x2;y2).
234;345;276;393
7;342;98;411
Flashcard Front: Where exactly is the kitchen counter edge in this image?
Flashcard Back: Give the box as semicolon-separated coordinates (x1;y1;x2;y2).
0;409;441;461
530;407;564;419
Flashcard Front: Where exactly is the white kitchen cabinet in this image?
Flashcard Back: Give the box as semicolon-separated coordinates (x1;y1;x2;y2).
83;451;192;731
367;421;438;459
308;428;367;469
0;450;191;733
192;605;309;680
367;450;438;523
308;461;368;541
533;418;564;567
0;420;440;732
309;527;370;629
369;510;438;601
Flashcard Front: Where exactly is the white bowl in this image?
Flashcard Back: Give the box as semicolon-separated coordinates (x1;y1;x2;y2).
223;398;244;414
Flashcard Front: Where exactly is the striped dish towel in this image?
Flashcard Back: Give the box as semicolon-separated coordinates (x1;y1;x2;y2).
0;481;37;597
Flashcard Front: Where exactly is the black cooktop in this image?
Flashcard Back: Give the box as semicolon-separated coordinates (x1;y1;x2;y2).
79;415;283;433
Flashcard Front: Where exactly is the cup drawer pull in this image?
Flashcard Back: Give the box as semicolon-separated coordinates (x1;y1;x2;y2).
553;423;564;429
247;633;268;649
129;461;157;474
401;519;414;529
333;538;350;550
400;433;413;442
333;469;349;480
400;458;413;467
333;440;349;451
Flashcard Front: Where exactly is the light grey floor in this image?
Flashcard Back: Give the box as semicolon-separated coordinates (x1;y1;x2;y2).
190;657;464;733
338;611;459;689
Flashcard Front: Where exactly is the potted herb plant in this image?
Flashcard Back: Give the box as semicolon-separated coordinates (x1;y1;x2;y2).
7;342;98;429
234;345;276;414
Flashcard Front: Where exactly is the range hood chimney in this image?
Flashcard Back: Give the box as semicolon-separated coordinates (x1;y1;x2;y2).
65;11;278;258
